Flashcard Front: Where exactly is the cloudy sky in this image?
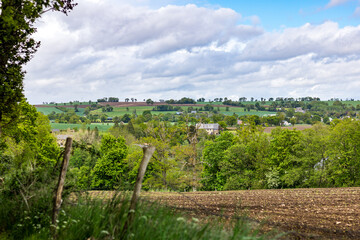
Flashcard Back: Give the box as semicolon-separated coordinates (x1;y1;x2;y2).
24;0;360;104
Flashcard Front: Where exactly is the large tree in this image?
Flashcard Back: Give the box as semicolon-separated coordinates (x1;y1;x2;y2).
0;0;76;137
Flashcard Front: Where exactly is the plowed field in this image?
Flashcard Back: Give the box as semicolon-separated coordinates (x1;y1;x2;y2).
144;188;360;239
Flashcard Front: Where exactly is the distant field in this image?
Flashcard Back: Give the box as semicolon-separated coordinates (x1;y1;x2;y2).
38;101;93;106
327;100;360;107
50;123;114;131
75;108;86;116
36;107;63;115
91;106;156;117
36;106;86;116
220;108;276;116
90;105;275;117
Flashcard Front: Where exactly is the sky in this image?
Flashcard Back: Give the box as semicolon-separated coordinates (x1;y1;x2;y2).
24;0;360;104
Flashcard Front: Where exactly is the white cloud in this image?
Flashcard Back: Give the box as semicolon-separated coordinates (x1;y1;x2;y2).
240;22;360;61
23;1;360;103
354;6;360;16
325;0;353;8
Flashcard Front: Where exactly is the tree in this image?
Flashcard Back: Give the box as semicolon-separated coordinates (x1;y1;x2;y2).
91;135;128;189
201;132;234;190
142;110;152;122
146;98;154;105
121;113;131;123
0;0;76;137
0;102;61;236
268;129;302;188
326;119;360;186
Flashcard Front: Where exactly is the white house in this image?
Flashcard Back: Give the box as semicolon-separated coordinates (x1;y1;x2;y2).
196;123;221;135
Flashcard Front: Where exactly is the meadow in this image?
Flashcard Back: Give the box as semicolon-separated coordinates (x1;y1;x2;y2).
50;122;114;131
90;105;274;117
36;107;63;115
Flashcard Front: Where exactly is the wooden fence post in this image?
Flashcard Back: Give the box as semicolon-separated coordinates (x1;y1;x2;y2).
52;137;73;237
122;144;155;237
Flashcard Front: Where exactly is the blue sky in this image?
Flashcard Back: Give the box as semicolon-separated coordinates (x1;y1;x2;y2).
141;0;360;29
178;0;360;29
24;0;360;103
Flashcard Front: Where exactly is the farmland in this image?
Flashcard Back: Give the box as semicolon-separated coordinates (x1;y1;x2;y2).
36;107;63;115
36;101;275;119
144;187;360;239
50;122;114;131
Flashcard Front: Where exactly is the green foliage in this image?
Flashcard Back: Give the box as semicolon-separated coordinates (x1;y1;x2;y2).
91;134;129;189
0;102;61;238
201;132;234;190
267;129;302;188
326;119;360;186
0;0;76;136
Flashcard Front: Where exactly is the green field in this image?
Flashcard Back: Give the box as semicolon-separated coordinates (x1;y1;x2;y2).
36;106;86;116
91;106;156;117
40;101;93;106
36;107;63;115
50;122;114;131
89;105;275;117
327;100;360;107
75;107;86;116
220;109;276;116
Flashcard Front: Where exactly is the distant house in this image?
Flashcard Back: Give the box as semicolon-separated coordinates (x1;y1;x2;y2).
176;112;183;115
196;123;221;135
295;107;305;113
107;117;113;121
191;111;197;114
56;135;72;147
282;121;292;126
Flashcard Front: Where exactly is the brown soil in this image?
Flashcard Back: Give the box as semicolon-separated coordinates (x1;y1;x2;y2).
143;188;360;239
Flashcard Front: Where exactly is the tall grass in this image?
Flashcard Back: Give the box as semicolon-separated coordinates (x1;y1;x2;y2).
16;192;277;240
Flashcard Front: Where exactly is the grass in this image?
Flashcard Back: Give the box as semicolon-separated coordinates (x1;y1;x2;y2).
40;101;93;106
50;123;114;132
89;106;276;118
19;193;276;240
220;109;276;117
91;106;157;117
74;108;86;116
327;100;360;107
36;107;63;115
36;106;86;116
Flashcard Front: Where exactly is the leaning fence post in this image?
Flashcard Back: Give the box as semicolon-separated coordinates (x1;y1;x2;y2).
52;137;73;238
122;144;155;237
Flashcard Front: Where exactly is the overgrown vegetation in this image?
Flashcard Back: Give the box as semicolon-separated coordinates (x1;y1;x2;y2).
1;192;276;239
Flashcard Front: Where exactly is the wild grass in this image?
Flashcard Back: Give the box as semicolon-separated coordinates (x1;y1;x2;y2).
2;192;278;240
